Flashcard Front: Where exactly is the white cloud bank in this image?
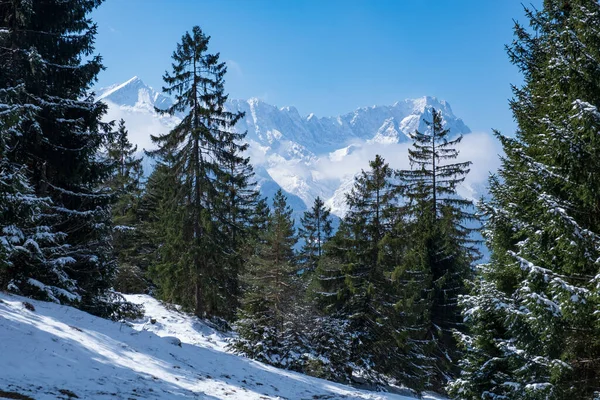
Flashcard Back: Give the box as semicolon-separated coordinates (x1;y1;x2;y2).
253;131;503;214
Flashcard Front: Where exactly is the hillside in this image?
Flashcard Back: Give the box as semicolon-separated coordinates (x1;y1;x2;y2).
0;291;443;400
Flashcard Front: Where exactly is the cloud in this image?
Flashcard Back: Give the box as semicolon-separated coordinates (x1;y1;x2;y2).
254;131;503;207
103;100;176;153
453;132;503;199
312;131;500;180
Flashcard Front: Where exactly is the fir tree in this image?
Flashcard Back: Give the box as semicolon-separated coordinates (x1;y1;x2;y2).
298;196;333;273
450;1;600;398
0;86;61;298
106;119;144;224
396;108;479;390
234;189;298;365
249;197;271;242
314;155;398;382
105;119;145;293
144;154;188;301
149;26;248;318
0;0;117;314
213;128;258;319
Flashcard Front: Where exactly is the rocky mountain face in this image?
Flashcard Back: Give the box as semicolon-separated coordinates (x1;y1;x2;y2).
97;77;472;217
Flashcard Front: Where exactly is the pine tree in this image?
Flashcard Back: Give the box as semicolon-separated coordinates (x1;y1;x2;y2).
0;0;117;314
298;197;333;274
395;108;479;390
149;26;248;318
234;189;298;365
313;155;398;382
105;119;145;293
450;2;600;398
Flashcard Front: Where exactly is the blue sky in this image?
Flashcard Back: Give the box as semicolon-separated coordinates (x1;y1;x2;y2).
92;0;541;136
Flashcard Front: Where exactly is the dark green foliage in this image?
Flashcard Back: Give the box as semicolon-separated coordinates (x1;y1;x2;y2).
213;119;258;319
396;109;479;391
106;120;144;226
450;2;600;398
313;155;399;383
249;197;271;242
145;156;192;306
0;91;55;295
381;197;436;391
148;26;253;318
105;119;146;293
0;0;118;314
298;197;333;274
234;190;299;364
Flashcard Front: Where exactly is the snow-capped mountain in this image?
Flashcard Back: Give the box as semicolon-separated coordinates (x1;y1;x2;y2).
96;77;492;218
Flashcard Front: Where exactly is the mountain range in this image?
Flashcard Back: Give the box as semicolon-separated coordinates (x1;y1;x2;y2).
97;76;490;218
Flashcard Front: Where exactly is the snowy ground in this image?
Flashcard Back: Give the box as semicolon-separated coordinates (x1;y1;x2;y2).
0;292;442;399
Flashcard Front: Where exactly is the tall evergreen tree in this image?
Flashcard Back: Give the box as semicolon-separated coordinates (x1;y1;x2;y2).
450;2;600;398
0;0;117;314
298;196;333;273
314;155;398;382
249;197;271;243
149;26;249;318
396;108;479;390
234;189;298;364
0;87;60;298
213;130;258;319
106;119;144;223
142;152;188;299
105;119;145;293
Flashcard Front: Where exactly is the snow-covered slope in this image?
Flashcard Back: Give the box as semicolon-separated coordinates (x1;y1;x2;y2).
96;77;496;217
0;291;441;400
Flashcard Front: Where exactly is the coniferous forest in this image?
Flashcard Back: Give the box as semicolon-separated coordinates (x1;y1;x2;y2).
1;1;600;399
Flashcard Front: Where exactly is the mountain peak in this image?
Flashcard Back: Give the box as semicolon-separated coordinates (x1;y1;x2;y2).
247;97;263;105
99;76;477;217
404;96;449;113
97;76;172;111
123;75;141;85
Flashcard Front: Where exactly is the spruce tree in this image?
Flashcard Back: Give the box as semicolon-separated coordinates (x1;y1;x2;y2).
234;189;298;365
396;108;479;390
0;0;117;314
298;196;333;273
149;26;249;318
450;2;600;398
106;119;144;225
213;132;258;319
249;197;271;242
0;87;59;297
143;153;188;300
105;119;145;293
314;155;398;382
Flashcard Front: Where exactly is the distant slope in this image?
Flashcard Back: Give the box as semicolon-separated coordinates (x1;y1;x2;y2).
0;292;444;400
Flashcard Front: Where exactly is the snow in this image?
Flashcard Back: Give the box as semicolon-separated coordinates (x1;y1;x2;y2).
95;77;491;219
0;291;436;400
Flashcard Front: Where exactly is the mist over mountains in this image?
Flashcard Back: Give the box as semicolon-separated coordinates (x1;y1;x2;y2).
98;76;500;217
